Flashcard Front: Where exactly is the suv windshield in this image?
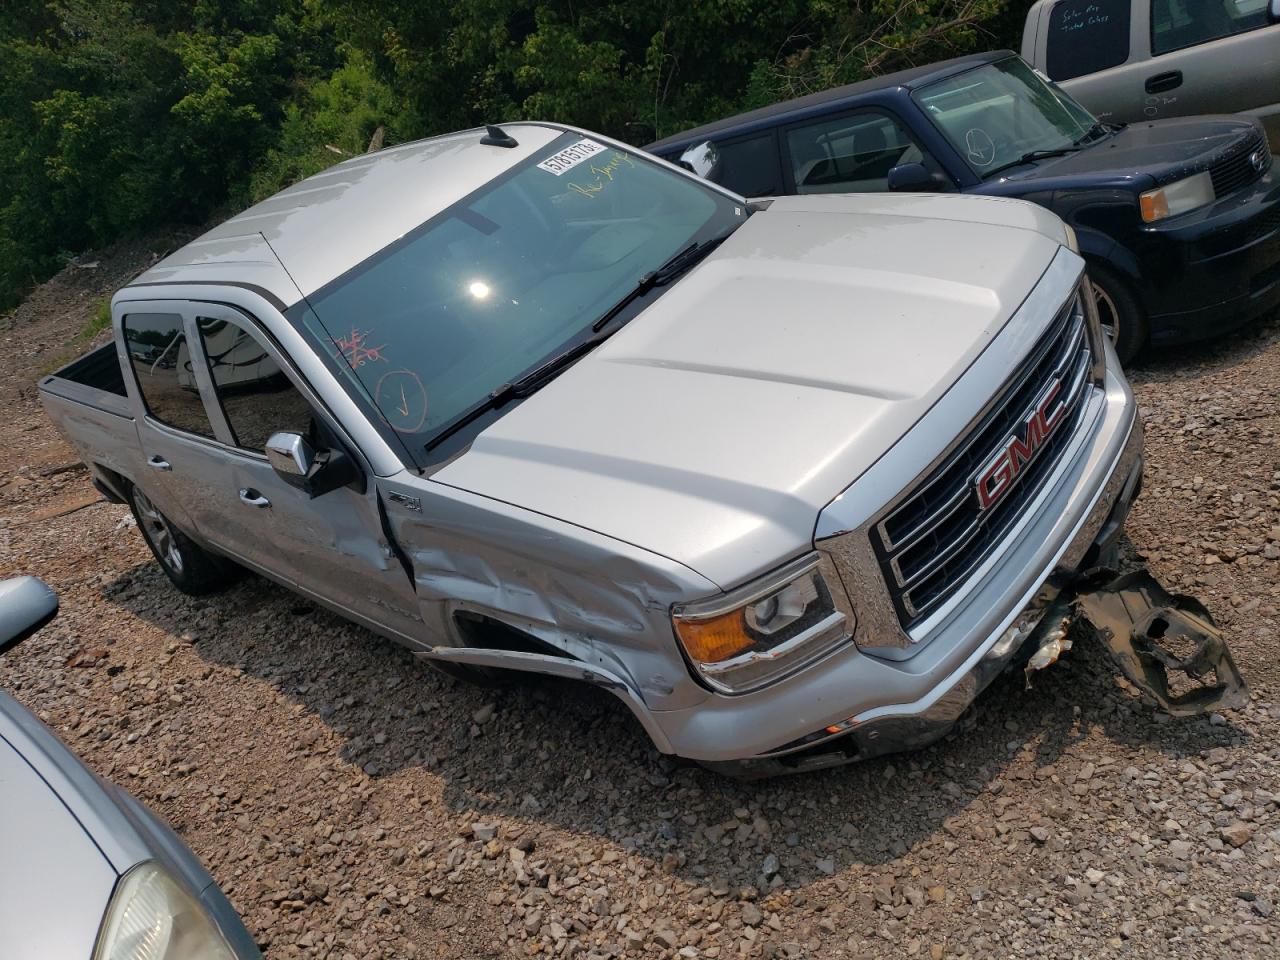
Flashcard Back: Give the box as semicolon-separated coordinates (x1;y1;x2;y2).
914;58;1098;178
292;131;742;465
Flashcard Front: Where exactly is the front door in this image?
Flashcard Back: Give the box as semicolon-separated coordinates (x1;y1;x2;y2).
186;302;426;642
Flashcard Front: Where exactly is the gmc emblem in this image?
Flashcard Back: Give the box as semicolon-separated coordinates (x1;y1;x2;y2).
974;379;1067;511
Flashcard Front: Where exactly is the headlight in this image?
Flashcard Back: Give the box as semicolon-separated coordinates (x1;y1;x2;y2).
95;862;237;960
672;553;854;694
1139;171;1214;223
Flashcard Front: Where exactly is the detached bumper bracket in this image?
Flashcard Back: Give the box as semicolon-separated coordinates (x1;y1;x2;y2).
1070;568;1249;717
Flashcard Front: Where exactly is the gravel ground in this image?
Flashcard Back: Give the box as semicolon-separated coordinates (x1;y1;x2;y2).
2;243;1279;960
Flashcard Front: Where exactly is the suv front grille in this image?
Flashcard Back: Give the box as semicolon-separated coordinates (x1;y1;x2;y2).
872;292;1095;631
1210;129;1270;199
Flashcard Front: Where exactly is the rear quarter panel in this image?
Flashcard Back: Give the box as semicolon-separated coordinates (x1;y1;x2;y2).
37;383;138;488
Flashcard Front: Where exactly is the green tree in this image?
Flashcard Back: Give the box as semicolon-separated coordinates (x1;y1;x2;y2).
0;0;1034;313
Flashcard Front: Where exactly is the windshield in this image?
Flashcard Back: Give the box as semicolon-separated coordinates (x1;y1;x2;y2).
914;58;1098;178
292;131;741;465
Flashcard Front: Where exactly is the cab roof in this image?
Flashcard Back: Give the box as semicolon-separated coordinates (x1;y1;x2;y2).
126;123;571;308
647;50;1011;154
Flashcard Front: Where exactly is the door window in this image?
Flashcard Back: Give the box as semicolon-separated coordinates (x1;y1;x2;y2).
1151;0;1270;55
122;313;216;438
785;112;944;193
714;134;783;197
1045;0;1132;81
195;316;313;452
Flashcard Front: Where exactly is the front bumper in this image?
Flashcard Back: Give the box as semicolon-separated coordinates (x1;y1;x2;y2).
1141;163;1280;345
651;337;1141;770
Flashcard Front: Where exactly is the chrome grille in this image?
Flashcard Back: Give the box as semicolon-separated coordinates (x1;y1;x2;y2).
1209;129;1270;198
873;292;1096;630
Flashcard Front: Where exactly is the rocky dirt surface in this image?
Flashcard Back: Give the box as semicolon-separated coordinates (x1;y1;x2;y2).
2;242;1279;960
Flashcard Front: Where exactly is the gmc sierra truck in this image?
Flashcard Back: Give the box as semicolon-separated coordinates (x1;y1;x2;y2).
38;122;1143;775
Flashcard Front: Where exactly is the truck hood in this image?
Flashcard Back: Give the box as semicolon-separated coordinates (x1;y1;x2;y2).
433;193;1071;588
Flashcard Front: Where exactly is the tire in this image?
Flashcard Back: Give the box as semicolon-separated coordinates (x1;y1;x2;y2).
1086;263;1147;365
126;483;241;595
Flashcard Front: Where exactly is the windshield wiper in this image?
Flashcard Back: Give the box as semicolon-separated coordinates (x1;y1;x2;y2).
422;233;732;455
1075;121;1115;146
422;333;612;453
590;234;729;332
983;147;1080;179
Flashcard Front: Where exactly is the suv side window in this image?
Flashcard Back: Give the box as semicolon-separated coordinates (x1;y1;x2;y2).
785;111;945;194
122;313;216;439
1045;0;1132;81
715;133;783;197
1151;0;1269;55
195;315;313;452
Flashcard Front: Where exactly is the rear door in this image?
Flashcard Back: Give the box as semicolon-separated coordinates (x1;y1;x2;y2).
121;307;229;537
1038;0;1149;126
1144;0;1280;129
712;131;785;197
779;108;954;194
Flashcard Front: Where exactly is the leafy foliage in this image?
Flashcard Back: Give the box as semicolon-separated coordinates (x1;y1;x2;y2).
0;0;1035;312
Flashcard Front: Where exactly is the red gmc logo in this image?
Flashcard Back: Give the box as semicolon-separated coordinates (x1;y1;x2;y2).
974;379;1067;511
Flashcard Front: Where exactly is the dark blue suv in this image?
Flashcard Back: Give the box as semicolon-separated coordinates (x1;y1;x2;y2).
648;51;1280;362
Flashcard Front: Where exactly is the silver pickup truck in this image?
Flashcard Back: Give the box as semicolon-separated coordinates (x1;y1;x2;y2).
39;122;1143;775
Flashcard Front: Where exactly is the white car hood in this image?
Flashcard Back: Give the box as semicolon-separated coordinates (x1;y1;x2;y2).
434;193;1072;588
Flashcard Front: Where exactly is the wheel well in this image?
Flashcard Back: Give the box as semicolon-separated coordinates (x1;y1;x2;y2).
451;611;573;660
90;464;130;504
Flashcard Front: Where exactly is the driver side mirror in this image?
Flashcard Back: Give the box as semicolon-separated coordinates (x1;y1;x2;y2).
0;576;59;656
266;431;361;498
677;141;724;183
887;163;946;193
1271;0;1280;22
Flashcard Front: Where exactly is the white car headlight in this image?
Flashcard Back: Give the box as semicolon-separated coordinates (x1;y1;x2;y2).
1140;171;1214;223
94;862;237;960
672;553;855;694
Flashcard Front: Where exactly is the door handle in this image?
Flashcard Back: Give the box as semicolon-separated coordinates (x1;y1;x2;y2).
238;488;271;508
1146;71;1183;94
147;456;171;472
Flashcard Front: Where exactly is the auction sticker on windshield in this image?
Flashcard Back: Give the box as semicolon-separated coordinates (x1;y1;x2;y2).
538;139;609;176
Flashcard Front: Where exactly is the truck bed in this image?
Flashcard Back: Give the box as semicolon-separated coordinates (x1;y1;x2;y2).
38;343;138;491
38;343;131;418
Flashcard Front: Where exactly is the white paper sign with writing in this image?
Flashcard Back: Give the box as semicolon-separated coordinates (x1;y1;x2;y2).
538;139;609;176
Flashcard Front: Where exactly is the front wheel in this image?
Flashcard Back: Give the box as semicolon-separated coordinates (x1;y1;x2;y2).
1086;264;1147;365
126;484;241;595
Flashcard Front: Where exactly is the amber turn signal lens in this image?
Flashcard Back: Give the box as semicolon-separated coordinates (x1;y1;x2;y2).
1139;191;1169;223
674;610;756;664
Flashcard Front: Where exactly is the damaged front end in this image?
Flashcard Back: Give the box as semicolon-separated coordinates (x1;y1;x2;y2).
1027;567;1249;717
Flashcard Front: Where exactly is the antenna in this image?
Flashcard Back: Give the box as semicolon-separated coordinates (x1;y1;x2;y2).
480;124;518;148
